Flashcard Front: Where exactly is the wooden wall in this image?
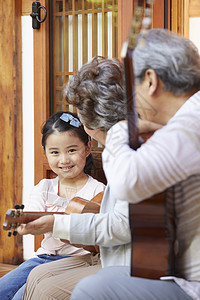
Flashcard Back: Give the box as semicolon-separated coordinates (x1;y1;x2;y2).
0;0;23;264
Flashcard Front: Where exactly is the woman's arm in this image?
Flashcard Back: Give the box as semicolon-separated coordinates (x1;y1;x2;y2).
53;186;131;247
17;199;131;247
17;215;54;235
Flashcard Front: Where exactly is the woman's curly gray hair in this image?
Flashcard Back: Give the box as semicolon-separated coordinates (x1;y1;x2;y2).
64;56;126;132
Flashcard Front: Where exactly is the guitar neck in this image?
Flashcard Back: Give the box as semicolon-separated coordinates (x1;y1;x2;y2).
20;211;65;223
3;193;103;232
124;48;141;150
123;0;146;150
3;210;64;231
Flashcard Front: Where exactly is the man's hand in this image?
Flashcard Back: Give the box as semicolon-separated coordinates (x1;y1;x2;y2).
117;119;162;134
17;215;54;235
138;119;162;134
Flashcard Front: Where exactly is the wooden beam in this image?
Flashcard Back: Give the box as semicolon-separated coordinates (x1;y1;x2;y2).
152;0;164;28
118;0;134;59
189;0;200;17
22;0;32;15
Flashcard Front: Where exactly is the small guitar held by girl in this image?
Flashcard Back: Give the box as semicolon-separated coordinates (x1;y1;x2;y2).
1;111;105;300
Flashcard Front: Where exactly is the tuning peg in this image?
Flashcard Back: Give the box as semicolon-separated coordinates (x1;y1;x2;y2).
13;231;18;236
14;204;24;210
8;231;12;237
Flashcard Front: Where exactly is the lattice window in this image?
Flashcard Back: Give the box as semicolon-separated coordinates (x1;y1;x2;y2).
52;0;118;110
51;0;118;150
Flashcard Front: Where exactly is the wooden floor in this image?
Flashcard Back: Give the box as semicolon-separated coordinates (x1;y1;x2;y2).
0;263;17;278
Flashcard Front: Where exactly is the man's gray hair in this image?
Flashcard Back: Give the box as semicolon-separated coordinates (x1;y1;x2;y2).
133;29;200;95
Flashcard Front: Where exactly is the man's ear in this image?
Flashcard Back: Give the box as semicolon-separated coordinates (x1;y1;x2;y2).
145;69;158;96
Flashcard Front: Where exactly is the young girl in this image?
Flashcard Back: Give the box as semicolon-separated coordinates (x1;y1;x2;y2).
0;111;105;300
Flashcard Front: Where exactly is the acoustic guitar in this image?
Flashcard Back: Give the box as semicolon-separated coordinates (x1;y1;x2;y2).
122;0;175;279
3;191;103;253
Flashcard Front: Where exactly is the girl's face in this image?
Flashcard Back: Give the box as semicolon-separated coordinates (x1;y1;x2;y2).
45;130;91;182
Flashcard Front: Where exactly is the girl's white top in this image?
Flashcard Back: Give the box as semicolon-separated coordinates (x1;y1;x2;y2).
26;175;105;256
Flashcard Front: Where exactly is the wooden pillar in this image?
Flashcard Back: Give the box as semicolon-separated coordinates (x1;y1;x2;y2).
171;0;189;37
0;0;23;264
118;0;134;59
34;0;50;185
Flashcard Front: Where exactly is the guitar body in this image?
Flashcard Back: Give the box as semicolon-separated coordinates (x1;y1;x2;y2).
65;191;102;214
128;133;175;278
129;193;175;279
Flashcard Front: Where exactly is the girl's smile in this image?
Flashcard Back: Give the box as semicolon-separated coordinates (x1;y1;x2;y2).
59;165;75;174
45;130;91;183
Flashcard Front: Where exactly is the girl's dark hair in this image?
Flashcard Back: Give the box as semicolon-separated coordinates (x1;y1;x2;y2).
41;111;93;175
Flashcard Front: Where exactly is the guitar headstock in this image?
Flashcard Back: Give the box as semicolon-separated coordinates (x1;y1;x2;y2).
3;204;24;236
121;0;154;57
